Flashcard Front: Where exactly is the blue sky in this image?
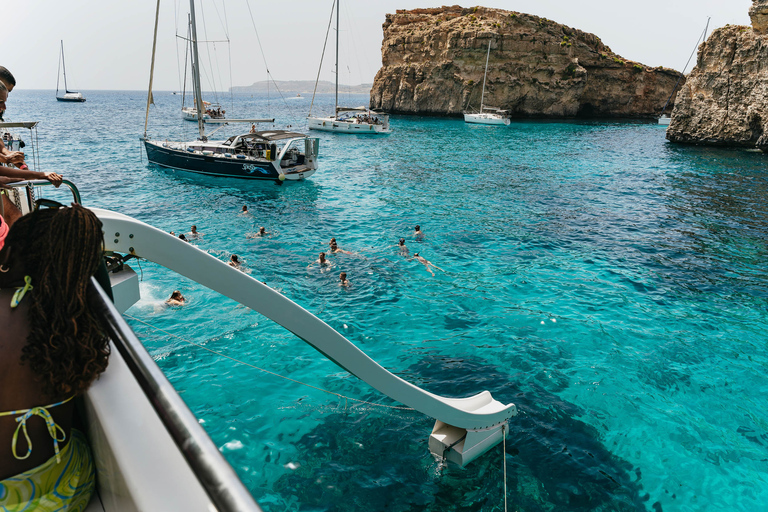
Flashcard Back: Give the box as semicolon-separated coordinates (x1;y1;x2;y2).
3;0;752;91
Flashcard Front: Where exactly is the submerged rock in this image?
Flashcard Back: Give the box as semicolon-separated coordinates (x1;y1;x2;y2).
370;6;683;118
667;0;768;149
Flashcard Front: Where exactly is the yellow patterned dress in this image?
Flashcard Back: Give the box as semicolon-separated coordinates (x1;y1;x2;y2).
0;405;95;511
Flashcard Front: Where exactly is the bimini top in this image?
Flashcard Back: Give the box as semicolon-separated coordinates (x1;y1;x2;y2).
0;121;39;129
335;106;387;115
223;131;308;146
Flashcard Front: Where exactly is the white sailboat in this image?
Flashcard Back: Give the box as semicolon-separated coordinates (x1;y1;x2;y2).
56;40;86;103
308;0;392;134
463;40;509;126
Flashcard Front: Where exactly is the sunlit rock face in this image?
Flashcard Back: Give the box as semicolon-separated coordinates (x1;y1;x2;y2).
750;0;768;34
666;16;768;150
370;6;683;118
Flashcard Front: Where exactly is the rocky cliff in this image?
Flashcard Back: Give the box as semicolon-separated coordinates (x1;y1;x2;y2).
666;0;768;149
370;6;683;118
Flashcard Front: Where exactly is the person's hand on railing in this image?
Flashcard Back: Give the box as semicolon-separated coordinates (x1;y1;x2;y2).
44;172;63;187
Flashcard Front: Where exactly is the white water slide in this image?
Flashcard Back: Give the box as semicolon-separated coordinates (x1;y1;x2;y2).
95;208;517;467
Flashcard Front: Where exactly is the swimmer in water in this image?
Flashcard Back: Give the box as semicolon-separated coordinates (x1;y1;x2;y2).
256;226;267;237
309;252;330;269
165;290;186;306
413;252;443;277
188;225;201;239
241;205;248;213
228;254;242;268
339;272;350;287
414;225;424;240
329;241;353;255
179;233;188;242
397;237;409;256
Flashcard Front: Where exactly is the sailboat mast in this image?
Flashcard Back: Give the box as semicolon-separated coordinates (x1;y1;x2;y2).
144;0;161;138
56;42;62;96
480;40;491;112
334;0;339;117
189;0;206;139
61;40;69;93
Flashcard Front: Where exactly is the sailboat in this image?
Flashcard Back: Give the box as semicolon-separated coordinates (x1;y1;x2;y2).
142;0;319;182
463;40;509;126
179;14;226;123
308;0;392;134
56;40;86;102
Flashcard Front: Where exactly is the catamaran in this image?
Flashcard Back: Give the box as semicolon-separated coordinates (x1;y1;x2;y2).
307;0;392;134
463;40;510;126
141;0;318;181
56;40;86;102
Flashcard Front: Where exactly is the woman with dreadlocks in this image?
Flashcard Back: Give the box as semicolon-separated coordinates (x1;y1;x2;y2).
0;204;109;511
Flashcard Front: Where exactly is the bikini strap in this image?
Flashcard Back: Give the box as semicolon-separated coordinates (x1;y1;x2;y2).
0;395;74;464
10;275;33;308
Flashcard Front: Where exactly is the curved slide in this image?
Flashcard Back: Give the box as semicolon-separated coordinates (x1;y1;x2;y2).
95;208;516;466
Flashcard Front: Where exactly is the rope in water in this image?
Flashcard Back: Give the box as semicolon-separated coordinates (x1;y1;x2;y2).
124;313;414;411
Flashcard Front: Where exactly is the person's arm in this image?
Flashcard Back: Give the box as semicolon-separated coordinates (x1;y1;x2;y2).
0;165;62;187
0;151;24;165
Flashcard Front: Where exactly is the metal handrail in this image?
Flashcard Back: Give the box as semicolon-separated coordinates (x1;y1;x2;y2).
5;179;82;205
88;279;263;512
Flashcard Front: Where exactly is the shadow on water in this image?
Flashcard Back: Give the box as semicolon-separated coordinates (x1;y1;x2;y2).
272;355;650;512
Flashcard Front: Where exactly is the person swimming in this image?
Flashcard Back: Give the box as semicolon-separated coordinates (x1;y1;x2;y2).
329;241;353;255
228;254;242;269
397;237;409;256
339;272;350;287
188;225;201;239
413;252;443;277
165;290;186;306
414;225;424;240
241;205;248;213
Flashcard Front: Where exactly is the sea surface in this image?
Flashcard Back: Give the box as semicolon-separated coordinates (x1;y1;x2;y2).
7;90;768;512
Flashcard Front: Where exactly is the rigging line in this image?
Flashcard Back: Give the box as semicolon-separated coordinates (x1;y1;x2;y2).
208;0;229;107
222;0;234;110
660;17;710;115
198;0;220;106
174;0;184;95
309;0;337;117
243;0;288;107
123;313;415;411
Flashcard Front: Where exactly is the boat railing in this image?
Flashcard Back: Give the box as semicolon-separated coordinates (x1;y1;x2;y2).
2;179;82;214
88;279;263;512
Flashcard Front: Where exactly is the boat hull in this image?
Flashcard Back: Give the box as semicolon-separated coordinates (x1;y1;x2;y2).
463;113;510;126
143;140;315;181
56;96;86;102
308;116;392;134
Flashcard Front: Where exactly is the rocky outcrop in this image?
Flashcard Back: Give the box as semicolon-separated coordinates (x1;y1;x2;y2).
370;6;683;118
667;1;768;149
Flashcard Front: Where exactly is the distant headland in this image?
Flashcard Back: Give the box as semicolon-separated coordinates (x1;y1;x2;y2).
231;80;371;95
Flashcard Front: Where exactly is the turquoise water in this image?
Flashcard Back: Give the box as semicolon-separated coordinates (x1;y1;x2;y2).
9;90;768;511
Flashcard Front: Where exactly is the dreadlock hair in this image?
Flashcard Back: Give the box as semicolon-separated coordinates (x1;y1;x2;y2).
4;204;109;398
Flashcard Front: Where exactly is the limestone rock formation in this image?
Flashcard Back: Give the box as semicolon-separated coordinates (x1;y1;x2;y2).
750;0;768;34
667;1;768;149
370;6;683;118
